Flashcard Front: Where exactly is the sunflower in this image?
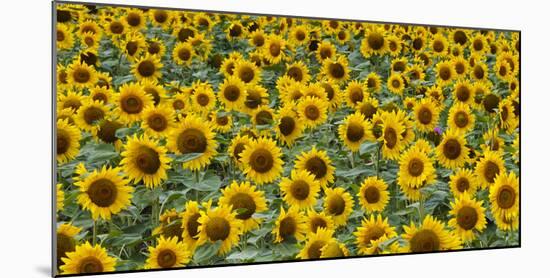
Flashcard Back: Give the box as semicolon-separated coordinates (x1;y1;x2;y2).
181;201;202;251
80;31;100;51
430;33;449;56
322;55;349;83
249;29;267;48
172;42;194;65
89;86;113;104
275;106;304;146
145;236;191;269
242;84;269;114
60;242;116;274
218;76;247;111
436;129;469;169
379;112;405;160
398;147;436;201
104;18;128;37
407;64;426;82
449;168;478;198
354;215;397;255
320;80;342;110
296;96;328;128
323;187;354;227
120;32;146;61
435;60;456;86
358;176;389;213
219;181;268;232
470;62;488;82
74;100;109;133
196;205;243;255
167;114;218;171
263;34;286;64
57;223;81;269
316;40;336;61
279;80;306;105
450;29;470;46
234;59;260;85
152;209;184;241
141;105;176;138
78;19;101;36
345;80;367;107
470;33;489;55
452;56;469;77
272;206;307;243
56;119;81;164
361;26;389;56
402;215;462;253
240;137;284;184
297;227;334;259
252;105;275;129
131;54;162;82
190;84;216;113
228;134;253;168
56;183;65;212
294;146;335;188
448;194;487;242
490;171;519;229
284;61;310;84
56;23;74;50
475;150;506;188
447;102;475;133
338;112;374;152
121;135;171;187
391;57;408;73
149;9;173;29
320;240;349;258
209;110;233;133
67;61;98;88
92;119;124;149
280;170;321;210
387;73;406;95
289;25;310;45
386;34;403;56
499;98;519;131
413;97;440;133
115;82;153;123
365;72;382;93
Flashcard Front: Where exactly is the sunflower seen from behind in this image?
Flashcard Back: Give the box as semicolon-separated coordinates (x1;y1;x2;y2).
121;134;171;187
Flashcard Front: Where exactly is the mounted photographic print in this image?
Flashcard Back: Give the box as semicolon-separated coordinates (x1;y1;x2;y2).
53;1;520;276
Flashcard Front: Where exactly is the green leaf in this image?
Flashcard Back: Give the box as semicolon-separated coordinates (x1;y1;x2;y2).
359;141;378;155
192;241;222;263
87;144;118;163
172;152;204;163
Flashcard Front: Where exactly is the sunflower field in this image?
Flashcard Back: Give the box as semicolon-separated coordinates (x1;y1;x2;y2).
54;2;520;276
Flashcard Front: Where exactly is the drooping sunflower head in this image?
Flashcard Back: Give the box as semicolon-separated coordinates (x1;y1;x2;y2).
145;236;191;269
475;150;505;188
219;180;268;232
56;119;81;164
358;177;389;213
240;137;284;185
323;187;354;227
60;242;117;275
338;112;374;152
436;129;469;169
295;146;335;188
354;214;397;255
449;194;487;242
403;215;462;253
115;82;154;123
449;168;478;198
197;205;243;255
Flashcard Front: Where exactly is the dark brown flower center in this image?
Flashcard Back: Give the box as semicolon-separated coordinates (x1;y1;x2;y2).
56;233;76;267
83;106;104;125
230;193;256;220
269;42;281;57
78;257;104;273
290;180;310;200
233;143;246;160
255;110;273;125
127;12;141;27
456;85;470;102
229;24;243;37
223;85;241;102
454;111;469;128
483;93;500;113
239;66;254;83
138;60;155;77
360;103;377;119
368;32;384;50
433;40;444;52
439;66;451;81
408;158;424;177
473;65;485;80
121;94;144;114
457;206;478;230
147;114;168;132
57;30;65;42
327;195;345;216
364;226;385;244
110;21;124;34
484;161;500;183
287;66;304;82
346;123;364;142
307;240;326;259
473;39;483;51
177;28;195;42
443;139;461;160
205;216;230;241
453;31;467;45
305;105;320;120
135;146;161;174
97;121;122;143
497;185;516;209
177;128;207;154
456;177;470;192
249;148;274;173
73;68;91;83
329;63;345;79
279;116;296;136
455;62;465;75
157;249;177;268
364;186;380;204
320;46;332;59
126;41;138;56
186;213;201;238
153;10;168;23
410;230;440;252
384;127;397;148
310;217;327;233
87;178;117;207
306;157;327;179
350;88;364;104
279;217;296;239
57;130;70;155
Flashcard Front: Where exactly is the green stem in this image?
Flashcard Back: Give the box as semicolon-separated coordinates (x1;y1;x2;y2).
152;189;160;227
376;143;381;178
349;152;355;169
92;219;97;245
